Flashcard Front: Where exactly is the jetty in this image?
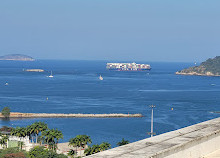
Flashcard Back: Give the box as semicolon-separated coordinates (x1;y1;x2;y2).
0;112;142;118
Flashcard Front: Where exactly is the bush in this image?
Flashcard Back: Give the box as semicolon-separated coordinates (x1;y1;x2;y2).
1;107;10;118
0;126;13;132
3;152;26;158
28;146;67;158
0;148;27;158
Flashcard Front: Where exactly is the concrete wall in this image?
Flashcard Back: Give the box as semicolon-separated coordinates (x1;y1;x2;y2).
86;117;220;158
8;136;34;151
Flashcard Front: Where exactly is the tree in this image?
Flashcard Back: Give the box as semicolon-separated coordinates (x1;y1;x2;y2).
42;130;51;148
69;135;92;157
26;125;35;143
99;142;111;151
84;142;111;156
84;146;92;156
0;135;9;149
18;141;25;151
67;149;76;158
54;129;63;145
28;146;47;158
11;127;27;150
1;107;10;118
28;146;67;158
42;128;63;152
69;137;78;155
31;122;48;144
51;129;63;151
117;138;129;146
37;135;45;145
84;144;100;156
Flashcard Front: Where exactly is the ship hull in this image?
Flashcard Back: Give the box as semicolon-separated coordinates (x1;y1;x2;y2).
108;68;151;71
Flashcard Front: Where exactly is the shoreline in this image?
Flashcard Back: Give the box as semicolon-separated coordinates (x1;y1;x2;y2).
175;72;220;77
0;112;143;118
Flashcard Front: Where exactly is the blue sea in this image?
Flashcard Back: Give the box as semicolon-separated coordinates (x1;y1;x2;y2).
0;60;219;147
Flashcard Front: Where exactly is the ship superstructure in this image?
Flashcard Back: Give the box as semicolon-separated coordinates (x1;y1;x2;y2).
106;62;151;71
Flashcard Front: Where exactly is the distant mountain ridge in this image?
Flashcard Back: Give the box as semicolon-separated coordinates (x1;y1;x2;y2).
0;54;35;61
176;56;220;76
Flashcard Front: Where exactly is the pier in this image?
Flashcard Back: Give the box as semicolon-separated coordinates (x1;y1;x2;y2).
0;112;142;118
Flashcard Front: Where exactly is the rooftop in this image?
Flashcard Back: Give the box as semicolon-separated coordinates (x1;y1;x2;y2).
86;117;220;158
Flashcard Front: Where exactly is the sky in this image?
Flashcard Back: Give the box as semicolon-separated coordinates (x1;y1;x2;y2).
0;0;220;62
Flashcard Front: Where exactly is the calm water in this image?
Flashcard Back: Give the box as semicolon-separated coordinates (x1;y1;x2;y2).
0;60;219;147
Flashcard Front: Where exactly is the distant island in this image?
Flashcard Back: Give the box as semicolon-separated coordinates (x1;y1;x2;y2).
176;56;220;76
0;54;35;61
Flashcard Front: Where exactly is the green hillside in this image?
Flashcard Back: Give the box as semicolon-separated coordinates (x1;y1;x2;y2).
176;56;220;76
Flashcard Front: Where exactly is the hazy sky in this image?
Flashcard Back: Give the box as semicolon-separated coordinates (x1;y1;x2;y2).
0;0;220;62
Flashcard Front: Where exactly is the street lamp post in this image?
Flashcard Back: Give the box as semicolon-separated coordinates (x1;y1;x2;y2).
148;105;156;137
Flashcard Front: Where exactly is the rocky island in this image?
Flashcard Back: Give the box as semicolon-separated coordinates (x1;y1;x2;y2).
0;54;35;61
176;56;220;76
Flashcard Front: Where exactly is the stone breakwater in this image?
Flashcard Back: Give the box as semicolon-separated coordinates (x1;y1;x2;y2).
0;112;143;118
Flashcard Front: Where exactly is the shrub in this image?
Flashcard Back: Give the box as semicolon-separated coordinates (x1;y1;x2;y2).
0;148;27;158
1;107;10;118
28;146;67;158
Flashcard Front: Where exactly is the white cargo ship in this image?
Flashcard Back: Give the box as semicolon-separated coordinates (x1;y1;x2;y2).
106;62;151;71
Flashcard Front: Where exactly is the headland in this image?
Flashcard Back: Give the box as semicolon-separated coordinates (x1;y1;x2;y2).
176;56;220;76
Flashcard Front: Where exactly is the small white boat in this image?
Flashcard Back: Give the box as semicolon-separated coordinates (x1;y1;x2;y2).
99;75;103;80
48;71;54;78
5;82;9;86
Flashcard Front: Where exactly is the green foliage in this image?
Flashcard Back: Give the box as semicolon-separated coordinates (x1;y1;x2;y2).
10;127;27;150
67;149;76;158
0;126;14;132
99;142;111;151
117;138;129;146
28;146;67;158
42;128;63;151
84;142;111;156
11;127;27;138
84;144;100;156
1;107;10;118
29;121;48;144
69;135;92;157
0;135;9;149
179;56;220;75
0;147;27;158
69;135;92;148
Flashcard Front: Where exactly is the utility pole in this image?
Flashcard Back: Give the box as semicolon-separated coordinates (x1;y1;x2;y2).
148;105;156;137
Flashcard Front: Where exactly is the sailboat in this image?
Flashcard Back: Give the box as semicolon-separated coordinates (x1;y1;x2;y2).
99;75;103;80
48;71;54;78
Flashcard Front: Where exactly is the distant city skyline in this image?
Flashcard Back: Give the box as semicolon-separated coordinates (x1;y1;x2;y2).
0;0;219;62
